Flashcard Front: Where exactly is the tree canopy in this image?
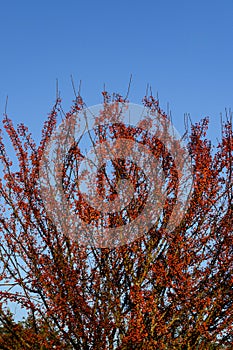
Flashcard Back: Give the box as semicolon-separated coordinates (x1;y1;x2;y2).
0;92;232;349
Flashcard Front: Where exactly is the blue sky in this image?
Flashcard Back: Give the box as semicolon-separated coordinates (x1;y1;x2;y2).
0;0;233;142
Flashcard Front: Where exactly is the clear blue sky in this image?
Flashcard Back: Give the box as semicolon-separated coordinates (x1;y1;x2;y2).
0;0;233;142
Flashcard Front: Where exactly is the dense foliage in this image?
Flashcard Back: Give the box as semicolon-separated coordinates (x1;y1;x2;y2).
0;93;232;349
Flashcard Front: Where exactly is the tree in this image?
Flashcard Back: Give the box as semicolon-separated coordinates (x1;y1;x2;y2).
0;91;232;349
0;309;67;350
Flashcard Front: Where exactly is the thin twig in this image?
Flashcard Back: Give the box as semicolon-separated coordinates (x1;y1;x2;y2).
71;74;77;98
125;74;132;101
4;95;8;119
